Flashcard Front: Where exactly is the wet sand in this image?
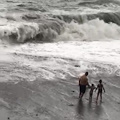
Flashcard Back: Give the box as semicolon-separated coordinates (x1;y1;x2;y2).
0;59;120;120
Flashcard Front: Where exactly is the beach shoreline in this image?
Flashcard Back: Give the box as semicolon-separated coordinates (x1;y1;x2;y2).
0;60;120;120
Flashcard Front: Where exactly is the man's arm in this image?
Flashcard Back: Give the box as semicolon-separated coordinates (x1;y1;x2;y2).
87;79;90;88
87;83;91;88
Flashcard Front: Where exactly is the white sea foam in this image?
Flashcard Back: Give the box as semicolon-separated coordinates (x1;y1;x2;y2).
11;38;120;78
57;18;120;41
0;21;39;42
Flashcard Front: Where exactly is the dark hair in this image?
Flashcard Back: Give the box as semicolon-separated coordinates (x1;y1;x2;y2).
85;72;88;76
99;79;102;83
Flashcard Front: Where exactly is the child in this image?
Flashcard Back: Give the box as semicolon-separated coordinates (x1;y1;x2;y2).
95;79;105;103
89;84;96;100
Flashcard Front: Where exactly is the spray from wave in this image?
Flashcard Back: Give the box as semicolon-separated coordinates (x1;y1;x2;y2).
57;18;120;41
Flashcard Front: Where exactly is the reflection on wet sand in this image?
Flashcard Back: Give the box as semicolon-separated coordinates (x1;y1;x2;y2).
94;102;103;117
77;100;84;114
76;99;106;120
87;99;92;111
76;99;85;119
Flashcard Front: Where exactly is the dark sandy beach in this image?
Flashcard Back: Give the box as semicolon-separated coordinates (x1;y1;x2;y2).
0;55;120;120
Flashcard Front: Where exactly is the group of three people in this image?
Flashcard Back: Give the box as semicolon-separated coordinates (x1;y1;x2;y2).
79;72;105;103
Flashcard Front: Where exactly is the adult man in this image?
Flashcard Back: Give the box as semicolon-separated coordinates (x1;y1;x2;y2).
79;72;90;99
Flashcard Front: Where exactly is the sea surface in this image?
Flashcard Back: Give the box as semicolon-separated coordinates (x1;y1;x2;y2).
0;0;120;120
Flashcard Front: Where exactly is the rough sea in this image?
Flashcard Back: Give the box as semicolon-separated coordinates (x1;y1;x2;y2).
0;0;120;120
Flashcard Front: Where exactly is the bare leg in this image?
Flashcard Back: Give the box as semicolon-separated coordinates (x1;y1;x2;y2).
100;93;102;102
80;93;84;99
96;92;99;103
89;93;92;101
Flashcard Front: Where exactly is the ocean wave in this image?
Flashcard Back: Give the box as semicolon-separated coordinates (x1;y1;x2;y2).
6;0;17;3
53;11;120;25
17;4;46;12
0;18;64;43
16;2;47;12
22;14;41;20
87;12;120;25
53;14;86;24
17;4;26;7
1;13;42;21
1;10;120;43
56;18;120;41
0;17;120;43
78;0;120;6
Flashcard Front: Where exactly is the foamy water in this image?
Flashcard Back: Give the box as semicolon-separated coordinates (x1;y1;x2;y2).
0;0;120;79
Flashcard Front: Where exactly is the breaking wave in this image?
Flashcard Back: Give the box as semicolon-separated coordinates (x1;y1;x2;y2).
0;15;64;43
57;18;120;41
0;16;120;43
53;11;120;25
78;0;120;6
0;2;120;44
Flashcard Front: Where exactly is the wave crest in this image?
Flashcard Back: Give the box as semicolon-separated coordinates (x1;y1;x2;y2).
57;18;120;41
53;11;120;25
78;0;120;6
0;19;64;43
